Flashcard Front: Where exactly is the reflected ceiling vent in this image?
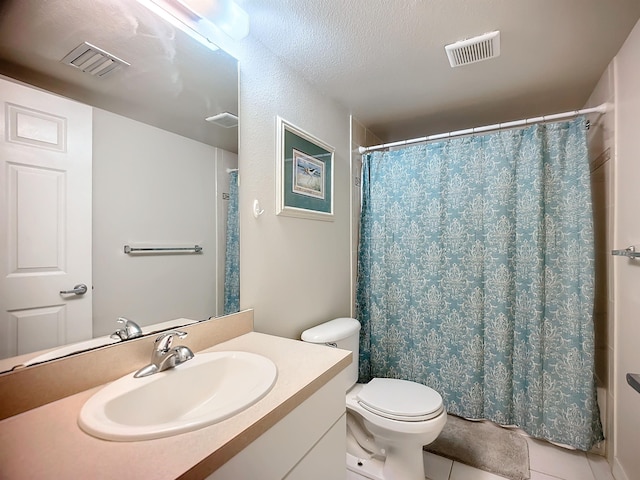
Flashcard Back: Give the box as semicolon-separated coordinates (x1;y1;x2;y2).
61;42;130;78
445;31;500;68
206;112;238;128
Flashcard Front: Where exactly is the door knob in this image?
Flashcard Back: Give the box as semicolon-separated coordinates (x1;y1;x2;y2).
60;283;88;295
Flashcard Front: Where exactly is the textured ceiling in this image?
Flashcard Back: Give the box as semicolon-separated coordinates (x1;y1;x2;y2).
1;1;638;148
242;0;640;143
0;0;239;152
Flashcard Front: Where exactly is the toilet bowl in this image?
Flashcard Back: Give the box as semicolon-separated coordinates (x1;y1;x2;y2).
345;381;446;480
301;318;447;480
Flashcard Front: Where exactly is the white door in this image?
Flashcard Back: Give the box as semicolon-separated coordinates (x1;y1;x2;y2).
0;76;92;359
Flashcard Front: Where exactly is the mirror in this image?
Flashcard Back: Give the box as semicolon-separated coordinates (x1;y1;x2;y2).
0;0;239;371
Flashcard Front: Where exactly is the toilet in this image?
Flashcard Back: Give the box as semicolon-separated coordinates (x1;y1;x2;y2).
301;318;447;480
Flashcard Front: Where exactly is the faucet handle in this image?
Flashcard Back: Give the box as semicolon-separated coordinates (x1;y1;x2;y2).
110;317;143;340
120;317;143;338
154;330;188;352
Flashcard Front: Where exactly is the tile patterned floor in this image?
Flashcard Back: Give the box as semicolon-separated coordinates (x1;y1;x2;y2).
423;437;615;480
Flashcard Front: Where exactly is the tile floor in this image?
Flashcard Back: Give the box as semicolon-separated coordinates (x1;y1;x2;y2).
423;437;615;480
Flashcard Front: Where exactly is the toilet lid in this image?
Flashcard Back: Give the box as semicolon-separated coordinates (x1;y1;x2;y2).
357;378;443;422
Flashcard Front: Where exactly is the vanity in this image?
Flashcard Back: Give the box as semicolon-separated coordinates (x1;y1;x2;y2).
0;310;351;479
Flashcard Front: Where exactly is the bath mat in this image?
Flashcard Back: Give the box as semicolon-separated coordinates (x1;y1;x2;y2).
424;414;530;480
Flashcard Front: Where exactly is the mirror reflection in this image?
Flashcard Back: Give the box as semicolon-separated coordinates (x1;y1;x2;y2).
0;0;239;371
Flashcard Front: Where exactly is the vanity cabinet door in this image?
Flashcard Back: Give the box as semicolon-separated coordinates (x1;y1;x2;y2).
208;370;347;480
284;413;346;480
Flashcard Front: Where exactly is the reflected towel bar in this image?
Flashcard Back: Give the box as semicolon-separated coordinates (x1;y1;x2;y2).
124;245;203;254
611;246;640;259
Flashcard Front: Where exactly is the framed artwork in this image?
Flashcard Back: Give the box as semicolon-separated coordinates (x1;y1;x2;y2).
276;117;334;221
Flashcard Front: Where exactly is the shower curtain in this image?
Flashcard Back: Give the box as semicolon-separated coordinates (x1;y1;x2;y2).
356;118;603;450
223;170;240;314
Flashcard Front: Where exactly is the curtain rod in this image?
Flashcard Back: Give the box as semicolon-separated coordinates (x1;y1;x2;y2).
358;103;609;154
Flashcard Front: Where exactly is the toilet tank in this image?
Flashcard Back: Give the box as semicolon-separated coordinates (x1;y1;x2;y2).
301;318;361;391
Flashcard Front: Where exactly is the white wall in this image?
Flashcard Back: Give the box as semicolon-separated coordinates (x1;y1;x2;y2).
611;17;640;480
350;118;383;315
584;61;615;460
92;109;224;336
236;37;352;338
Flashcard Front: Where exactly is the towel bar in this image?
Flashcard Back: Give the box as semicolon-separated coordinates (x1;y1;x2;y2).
611;246;640;259
627;373;640;394
124;245;203;254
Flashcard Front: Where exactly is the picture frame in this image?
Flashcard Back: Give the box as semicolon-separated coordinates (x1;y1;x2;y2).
276;117;334;221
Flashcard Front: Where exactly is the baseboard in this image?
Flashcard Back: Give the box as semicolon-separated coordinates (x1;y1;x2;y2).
612;457;629;480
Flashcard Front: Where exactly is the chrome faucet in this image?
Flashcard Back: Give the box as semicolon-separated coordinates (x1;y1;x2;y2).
134;330;194;378
110;317;143;341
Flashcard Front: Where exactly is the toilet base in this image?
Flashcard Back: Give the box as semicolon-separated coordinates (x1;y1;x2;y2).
346;452;384;480
378;441;426;480
347;450;431;480
346;407;446;480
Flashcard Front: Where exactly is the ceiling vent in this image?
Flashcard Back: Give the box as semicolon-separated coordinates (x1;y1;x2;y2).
445;31;500;68
61;42;130;78
206;112;238;128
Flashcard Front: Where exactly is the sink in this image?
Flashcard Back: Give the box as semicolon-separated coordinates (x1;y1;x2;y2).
78;351;277;441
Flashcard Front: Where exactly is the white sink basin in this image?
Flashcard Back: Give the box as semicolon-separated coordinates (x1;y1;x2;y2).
78;351;277;441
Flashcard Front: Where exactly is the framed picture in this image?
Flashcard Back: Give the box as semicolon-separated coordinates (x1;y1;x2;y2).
276;117;334;221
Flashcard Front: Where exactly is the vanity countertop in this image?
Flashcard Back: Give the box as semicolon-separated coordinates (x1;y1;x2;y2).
0;332;351;480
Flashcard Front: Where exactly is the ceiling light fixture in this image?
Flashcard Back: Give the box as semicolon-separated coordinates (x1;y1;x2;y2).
178;0;250;41
137;0;249;52
137;0;219;51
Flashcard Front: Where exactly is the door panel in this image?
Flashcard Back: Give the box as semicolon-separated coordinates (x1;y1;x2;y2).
8;305;67;355
9;163;65;273
0;77;92;359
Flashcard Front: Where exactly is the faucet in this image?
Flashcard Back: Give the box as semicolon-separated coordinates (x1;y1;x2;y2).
134;330;194;378
110;317;143;340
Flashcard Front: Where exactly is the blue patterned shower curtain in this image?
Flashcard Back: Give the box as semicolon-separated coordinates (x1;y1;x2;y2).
223;171;240;314
356;118;603;450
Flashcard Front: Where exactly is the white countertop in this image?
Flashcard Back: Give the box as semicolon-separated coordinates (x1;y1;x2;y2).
0;332;351;479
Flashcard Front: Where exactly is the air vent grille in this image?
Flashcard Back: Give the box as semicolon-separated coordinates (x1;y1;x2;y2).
61;42;130;78
445;31;500;68
206;112;238;128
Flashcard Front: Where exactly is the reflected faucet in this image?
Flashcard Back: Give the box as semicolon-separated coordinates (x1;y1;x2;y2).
110;317;143;341
134;330;194;378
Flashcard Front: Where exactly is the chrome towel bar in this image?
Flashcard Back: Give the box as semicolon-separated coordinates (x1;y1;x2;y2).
627;373;640;394
611;246;640;259
124;245;203;254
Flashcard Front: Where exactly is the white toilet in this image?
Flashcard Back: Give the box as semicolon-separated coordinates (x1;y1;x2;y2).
302;318;447;480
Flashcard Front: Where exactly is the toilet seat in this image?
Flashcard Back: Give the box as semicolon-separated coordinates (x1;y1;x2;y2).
357;378;443;422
